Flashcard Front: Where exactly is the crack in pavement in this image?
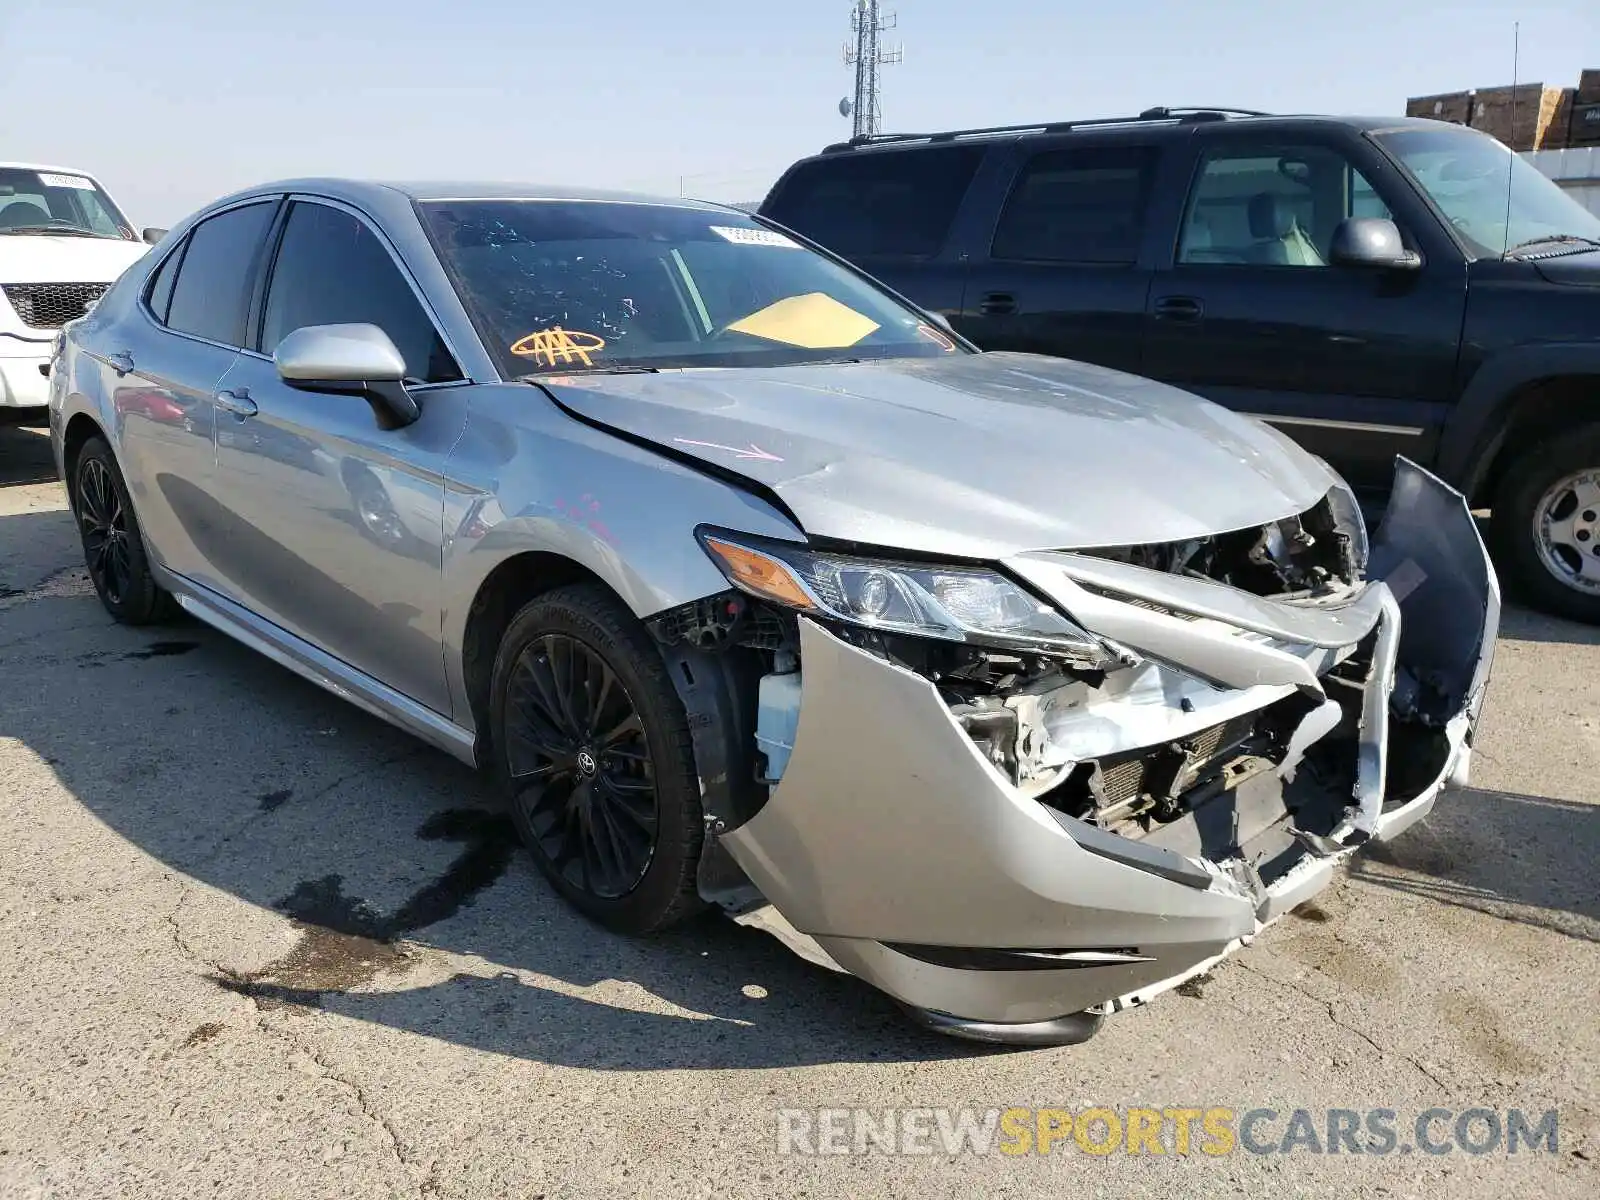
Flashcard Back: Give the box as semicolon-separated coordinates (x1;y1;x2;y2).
1234;957;1453;1092
252;1013;439;1198
163;875;230;977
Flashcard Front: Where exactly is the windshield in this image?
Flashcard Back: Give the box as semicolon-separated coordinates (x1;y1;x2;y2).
0;167;134;240
1374;126;1600;258
418;200;965;376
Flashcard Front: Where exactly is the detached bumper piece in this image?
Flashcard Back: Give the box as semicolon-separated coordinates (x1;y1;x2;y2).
719;460;1499;1045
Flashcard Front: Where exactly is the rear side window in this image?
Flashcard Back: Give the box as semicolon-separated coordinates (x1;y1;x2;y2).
991;146;1157;264
259;202;460;383
164;201;276;346
144;245;181;323
764;146;982;259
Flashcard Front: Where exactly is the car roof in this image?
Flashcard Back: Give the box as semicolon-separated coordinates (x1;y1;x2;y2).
806;112;1470;158
203;177;739;213
0;160;105;178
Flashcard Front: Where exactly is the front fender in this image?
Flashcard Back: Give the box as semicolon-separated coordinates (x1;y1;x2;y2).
438;388;803;735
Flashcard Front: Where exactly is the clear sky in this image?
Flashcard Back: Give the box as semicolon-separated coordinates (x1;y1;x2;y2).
3;0;1596;226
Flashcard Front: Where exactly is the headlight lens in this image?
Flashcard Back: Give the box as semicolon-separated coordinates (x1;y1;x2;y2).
1325;481;1370;572
700;531;1117;666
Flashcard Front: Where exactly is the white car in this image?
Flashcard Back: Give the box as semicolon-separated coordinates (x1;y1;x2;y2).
1;163;158;413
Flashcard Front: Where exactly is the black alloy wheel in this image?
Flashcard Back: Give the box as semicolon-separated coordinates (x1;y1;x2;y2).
77;454;132;607
505;633;658;899
490;584;705;933
72;436;175;624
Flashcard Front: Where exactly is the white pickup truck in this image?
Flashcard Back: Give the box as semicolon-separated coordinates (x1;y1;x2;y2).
1;163;159;412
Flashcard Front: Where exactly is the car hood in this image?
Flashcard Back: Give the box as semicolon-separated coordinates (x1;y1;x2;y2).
0;234;149;284
539;352;1340;559
1531;247;1600;286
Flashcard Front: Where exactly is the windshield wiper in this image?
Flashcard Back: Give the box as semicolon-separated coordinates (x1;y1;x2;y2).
1505;233;1600;256
0;225;101;238
518;364;661;379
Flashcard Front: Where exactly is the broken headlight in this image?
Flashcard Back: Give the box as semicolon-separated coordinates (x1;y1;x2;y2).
1325;479;1370;573
698;530;1118;667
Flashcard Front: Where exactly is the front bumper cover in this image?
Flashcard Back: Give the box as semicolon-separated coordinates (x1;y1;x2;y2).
718;460;1500;1043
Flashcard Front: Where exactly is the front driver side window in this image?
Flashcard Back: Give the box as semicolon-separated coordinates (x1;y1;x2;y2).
260;202;461;383
1178;145;1391;268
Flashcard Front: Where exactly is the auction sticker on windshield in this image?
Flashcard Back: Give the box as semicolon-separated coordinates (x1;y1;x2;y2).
727;292;880;348
709;226;800;249
37;173;95;190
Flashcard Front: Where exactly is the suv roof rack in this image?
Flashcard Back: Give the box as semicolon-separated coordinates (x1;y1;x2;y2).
820;106;1270;153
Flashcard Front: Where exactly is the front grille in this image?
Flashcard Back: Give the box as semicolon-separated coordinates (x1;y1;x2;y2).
2;282;110;330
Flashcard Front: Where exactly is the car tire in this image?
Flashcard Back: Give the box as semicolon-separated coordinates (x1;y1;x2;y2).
489;583;706;934
72;436;177;625
1491;424;1600;624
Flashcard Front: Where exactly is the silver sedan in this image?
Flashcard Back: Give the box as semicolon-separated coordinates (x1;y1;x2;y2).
47;180;1500;1045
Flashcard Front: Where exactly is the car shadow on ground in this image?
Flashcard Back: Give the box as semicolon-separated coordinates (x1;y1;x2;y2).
1349;789;1600;945
1;506;991;1070
0;417;57;487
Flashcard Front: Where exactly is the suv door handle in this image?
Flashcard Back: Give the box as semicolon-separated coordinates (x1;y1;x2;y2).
215;388;258;417
979;291;1018;316
1153;295;1204;322
106;351;135;376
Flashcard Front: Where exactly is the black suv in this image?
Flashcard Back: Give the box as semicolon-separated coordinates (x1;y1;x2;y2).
760;108;1600;623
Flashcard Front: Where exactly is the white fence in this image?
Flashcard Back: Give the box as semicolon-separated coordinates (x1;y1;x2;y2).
1523;146;1600;216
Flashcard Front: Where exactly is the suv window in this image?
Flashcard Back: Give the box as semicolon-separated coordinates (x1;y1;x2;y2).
164;202;276;345
1178;144;1390;267
260;202;460;382
991;145;1157;264
764;146;982;259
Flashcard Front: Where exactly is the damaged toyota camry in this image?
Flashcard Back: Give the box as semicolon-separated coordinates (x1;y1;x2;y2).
49;181;1500;1045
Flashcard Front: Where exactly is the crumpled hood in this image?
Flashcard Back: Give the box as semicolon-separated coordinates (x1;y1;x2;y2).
0;234;149;285
540;351;1339;559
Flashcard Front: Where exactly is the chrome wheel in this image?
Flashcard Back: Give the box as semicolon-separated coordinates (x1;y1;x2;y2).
503;633;658;899
1532;468;1600;596
77;456;132;606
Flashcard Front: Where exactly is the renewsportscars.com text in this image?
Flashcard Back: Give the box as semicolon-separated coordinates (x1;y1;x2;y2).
776;1106;1560;1157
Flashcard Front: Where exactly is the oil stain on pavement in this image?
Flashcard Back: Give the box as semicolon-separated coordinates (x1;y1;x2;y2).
214;809;518;1008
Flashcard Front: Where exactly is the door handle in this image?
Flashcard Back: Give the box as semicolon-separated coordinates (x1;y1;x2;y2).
106;351;135;376
1153;295;1204;322
979;291;1018;316
215;388;258;417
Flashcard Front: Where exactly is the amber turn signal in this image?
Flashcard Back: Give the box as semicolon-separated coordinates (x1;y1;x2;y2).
702;538;817;610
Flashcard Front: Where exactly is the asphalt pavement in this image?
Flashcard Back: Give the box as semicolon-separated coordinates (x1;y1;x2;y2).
1;417;1596;1198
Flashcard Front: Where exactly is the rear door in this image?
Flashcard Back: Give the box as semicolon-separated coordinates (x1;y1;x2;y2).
106;198;278;592
956;135;1170;376
1140;126;1468;491
760;145;983;320
206;197;468;713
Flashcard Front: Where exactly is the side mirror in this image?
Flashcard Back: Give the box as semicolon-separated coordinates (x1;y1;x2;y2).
274;323;419;428
1329;217;1421;271
141;227;167;245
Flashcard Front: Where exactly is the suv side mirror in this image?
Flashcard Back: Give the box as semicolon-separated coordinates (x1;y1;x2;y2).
141;227;168;245
1329;217;1421;271
274;323;420;428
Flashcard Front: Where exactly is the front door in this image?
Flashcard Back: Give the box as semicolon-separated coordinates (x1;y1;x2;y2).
1140;129;1468;492
206;198;469;713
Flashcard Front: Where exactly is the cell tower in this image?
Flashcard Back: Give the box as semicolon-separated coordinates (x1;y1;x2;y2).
841;1;902;140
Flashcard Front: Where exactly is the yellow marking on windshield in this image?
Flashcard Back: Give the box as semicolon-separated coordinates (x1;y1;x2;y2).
725;292;880;349
510;327;606;366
